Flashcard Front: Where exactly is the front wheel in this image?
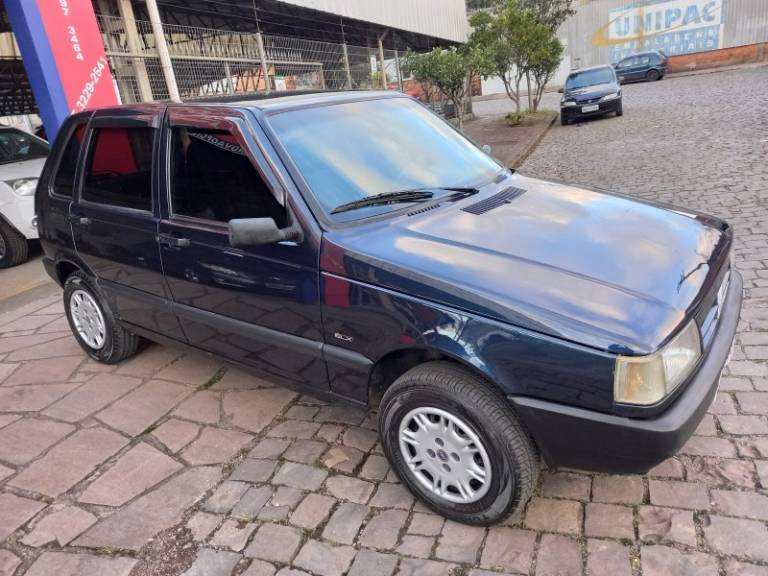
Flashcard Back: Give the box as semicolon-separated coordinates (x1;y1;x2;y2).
560;111;569;125
616;101;624;116
379;362;539;525
64;271;140;364
0;220;28;268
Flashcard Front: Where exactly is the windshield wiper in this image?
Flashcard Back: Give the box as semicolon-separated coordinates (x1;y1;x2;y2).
330;187;478;215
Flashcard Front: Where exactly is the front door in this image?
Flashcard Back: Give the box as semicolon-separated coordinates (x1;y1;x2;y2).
157;107;327;390
71;111;184;341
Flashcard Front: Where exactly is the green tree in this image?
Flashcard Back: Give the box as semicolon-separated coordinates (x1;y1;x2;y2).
404;47;473;128
518;0;575;32
526;27;563;111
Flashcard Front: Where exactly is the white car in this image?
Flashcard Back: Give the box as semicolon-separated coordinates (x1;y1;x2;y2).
0;127;49;267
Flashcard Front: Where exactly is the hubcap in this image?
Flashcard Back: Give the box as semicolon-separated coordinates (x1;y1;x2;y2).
70;289;106;350
398;407;492;504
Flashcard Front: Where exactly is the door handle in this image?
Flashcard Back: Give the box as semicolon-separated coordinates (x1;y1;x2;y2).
70;216;91;226
158;234;190;248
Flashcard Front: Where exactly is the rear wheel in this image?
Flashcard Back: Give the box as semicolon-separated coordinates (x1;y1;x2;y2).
379;361;539;525
0;220;28;268
63;271;140;363
646;69;660;82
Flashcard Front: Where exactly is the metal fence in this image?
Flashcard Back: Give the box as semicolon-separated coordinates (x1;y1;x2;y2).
97;15;411;103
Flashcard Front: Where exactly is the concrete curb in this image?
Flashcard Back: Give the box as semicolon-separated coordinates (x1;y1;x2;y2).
512;113;558;169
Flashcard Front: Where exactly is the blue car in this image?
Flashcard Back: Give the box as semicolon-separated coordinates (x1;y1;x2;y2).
36;91;741;525
614;50;669;83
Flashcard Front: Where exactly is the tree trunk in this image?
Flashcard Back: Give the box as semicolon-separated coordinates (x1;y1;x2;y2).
525;71;533;112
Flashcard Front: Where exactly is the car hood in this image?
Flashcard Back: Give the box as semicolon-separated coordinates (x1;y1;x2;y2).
321;174;732;354
564;83;619;102
0;157;46;180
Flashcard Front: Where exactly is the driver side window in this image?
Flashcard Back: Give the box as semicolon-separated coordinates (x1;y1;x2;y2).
169;126;285;227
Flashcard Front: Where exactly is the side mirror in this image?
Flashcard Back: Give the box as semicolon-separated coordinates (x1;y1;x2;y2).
228;217;303;247
557;87;564;94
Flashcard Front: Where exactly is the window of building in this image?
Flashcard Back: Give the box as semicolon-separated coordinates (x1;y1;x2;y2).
169;127;284;226
82;127;154;211
52;123;86;198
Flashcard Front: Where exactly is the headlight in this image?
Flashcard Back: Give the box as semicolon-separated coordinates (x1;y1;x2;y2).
601;92;620;101
614;320;701;405
6;178;39;196
561;100;577;107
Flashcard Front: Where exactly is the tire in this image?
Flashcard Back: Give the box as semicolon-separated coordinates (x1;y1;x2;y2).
0;220;29;268
63;271;140;364
379;361;539;525
646;69;660;82
616;101;624;116
560;111;568;125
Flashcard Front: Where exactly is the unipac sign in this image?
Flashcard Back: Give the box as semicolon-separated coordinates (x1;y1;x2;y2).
593;0;725;62
6;0;119;141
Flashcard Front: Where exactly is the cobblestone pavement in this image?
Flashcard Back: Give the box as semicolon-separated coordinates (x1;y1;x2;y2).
1;65;767;576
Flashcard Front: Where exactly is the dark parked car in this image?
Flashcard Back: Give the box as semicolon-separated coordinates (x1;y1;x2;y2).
559;65;622;125
36;92;741;525
614;50;668;83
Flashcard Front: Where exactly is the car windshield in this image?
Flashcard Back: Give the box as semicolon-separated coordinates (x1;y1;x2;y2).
566;68;615;90
267;97;501;219
0;128;49;165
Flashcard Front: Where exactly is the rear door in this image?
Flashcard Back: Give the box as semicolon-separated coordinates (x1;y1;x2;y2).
157;106;328;390
71;110;185;341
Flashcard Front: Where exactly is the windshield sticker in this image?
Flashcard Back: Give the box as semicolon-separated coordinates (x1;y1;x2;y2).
189;131;246;156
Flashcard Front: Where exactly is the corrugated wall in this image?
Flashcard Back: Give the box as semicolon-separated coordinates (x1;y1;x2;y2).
561;0;768;68
276;0;470;43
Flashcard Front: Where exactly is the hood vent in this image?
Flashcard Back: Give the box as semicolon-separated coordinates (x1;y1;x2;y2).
407;203;441;217
462;186;526;215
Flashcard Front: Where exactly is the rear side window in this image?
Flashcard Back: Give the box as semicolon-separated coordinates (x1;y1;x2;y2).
81;127;154;211
52;124;86;198
169;126;285;226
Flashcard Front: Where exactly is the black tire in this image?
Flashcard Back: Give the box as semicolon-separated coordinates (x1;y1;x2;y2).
63;271;140;364
379;361;539;525
560;111;569;125
0;220;29;268
616;101;624;116
646;69;660;82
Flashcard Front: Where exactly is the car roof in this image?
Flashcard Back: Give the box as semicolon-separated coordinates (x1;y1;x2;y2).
568;64;614;74
194;89;403;112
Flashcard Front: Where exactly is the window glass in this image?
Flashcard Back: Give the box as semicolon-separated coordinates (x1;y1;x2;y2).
82;127;154;211
618;58;632;68
52;124;86;197
565;67;615;89
170;127;284;225
0;128;49;165
639;56;651;65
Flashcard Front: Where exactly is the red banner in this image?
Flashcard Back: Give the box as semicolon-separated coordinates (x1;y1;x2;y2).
36;0;119;113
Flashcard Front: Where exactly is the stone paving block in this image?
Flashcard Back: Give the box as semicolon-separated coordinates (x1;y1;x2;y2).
343;427;379;452
587;540;631;576
151;418;200;453
0;550;21;576
397;559;458;576
290;493;336;529
96;379;190;436
638;506;697;546
245;523;302;563
230;458;278;483
284;439;327;464
649;480;709;510
369;482;414;509
0;492;45;540
480;527;535;573
407;513;444;536
539;471;591;500
284;405;319;421
181;548;241;576
0;464;12;482
524;497;582;535
316;423;343;443
704;515;768;562
360;509;409;550
0;363;18;385
293;539;357;576
42;373;143;422
322;502;369;544
231;486;273;520
249;437;291;459
695;414;718;435
173;390;221;424
223;388;297;433
585;503;634;539
724;559;768;576
267;420;321;439
348;549;397;576
211;367;274;391
204;481;250;514
322;445;364;473
435;519;485;563
712;489;768;521
74;466;219;551
24;551;136;576
187;511;222;541
397;535;433;558
718;415;768;435
648;457;685;478
114;344;183;378
272;461;327;490
325;474;374;503
181;426;252;465
685;456;757;488
642;546;718;576
79;442;182;506
210;518;257;551
0;416;74;465
21;505;96;547
360;454;390;481
154;354;221;386
9;427;128;497
2;355;81;385
535;534;581;576
241;560;277;576
681;436;737;457
757;460;768;489
315;405;366;425
7;336;82;362
736;392;768;415
710;392;737;414
592;474;644;504
0;414;20;430
0;333;63;356
0;383;78;412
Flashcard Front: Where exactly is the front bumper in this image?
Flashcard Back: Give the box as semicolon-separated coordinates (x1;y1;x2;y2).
510;270;743;474
562;98;621;120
